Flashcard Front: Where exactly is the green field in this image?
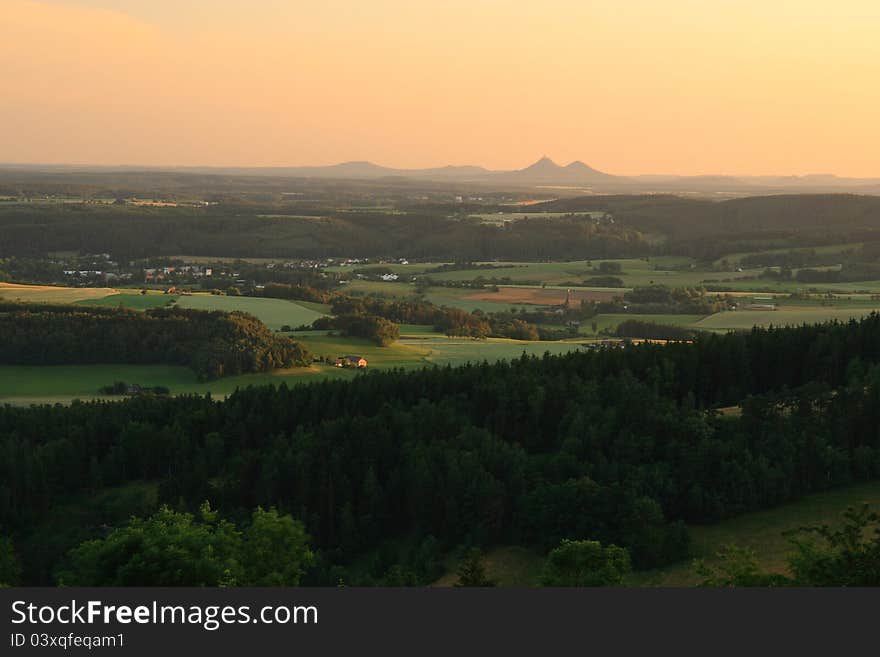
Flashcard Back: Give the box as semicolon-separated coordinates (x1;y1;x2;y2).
296;334;430;368
435;480;880;587
343;279;880;333
6;269;880;406
695;305;880;330
399;324;447;337
0;363;338;405
340;279;520;312
174;294;327;329
713;242;862;267
409;258;696;285
340;257;880;296
414;337;586;367
293;299;333;313
0;332;587;405
78;292;178;310
636;480;880;586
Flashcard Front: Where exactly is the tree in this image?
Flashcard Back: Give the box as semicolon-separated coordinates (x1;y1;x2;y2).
695;545;788;587
540;540;631;587
597;261;623;275
453;548;496;587
242;507;314;586
58;503;242;586
787;504;880;586
696;505;880;587
57;503;313;586
0;536;21;587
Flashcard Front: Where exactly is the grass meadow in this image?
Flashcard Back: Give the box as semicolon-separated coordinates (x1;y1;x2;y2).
78;292;178;310
174;294;327;329
0;332;588;405
434;480;880;587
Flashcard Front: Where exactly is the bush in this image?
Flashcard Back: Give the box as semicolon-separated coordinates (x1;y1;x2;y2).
541;540;631;586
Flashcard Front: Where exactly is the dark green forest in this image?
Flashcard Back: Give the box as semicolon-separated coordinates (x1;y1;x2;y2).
2;314;880;585
0;204;646;261
3;192;880;263
0;304;310;380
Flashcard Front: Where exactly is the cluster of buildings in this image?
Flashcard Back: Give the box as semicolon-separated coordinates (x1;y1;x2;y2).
334;355;368;368
60;253;132;283
143;265;213;283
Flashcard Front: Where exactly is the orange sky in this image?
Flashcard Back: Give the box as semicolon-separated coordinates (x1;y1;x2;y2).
2;0;879;176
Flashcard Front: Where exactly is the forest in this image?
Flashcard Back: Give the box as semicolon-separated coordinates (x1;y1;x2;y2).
0;303;310;380
4;192;880;265
2;314;880;585
0;204;647;261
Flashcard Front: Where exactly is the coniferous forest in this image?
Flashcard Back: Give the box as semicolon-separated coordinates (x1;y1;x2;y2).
2;314;880;585
0;304;310;380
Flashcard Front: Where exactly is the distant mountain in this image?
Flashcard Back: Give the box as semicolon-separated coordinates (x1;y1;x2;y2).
230;161;493;180
522;156;563;175
493;156;616;184
196;156;618;184
311;161;392;177
4;158;879;195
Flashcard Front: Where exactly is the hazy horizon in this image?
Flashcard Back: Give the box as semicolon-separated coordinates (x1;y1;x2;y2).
0;156;875;181
3;0;880;177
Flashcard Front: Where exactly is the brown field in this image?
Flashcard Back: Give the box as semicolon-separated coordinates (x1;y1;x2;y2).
465;286;623;305
0;282;118;304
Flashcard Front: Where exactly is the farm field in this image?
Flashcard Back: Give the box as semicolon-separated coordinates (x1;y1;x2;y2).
346;264;880;298
341;278;615;312
418;257;731;287
78;292;177;310
293;299;333;313
415;336;587;367
335;257;698;285
0;363;340;406
0;333;588;405
694;304;880;330
713;242;863;267
464;286;622;305
295;334;430;369
435;480;880;587
339;279;520;312
339;258;880;306
422;288;520;312
0;282;117;304
399;324;447;337
174;294;327;329
697;277;880;294
266;332;587;371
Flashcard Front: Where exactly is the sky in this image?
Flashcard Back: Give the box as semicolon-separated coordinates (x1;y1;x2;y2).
2;0;880;176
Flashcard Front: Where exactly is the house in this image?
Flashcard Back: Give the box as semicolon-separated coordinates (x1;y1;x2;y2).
335;355;368;368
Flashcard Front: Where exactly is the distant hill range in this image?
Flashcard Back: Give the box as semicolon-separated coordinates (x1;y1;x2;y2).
185;156;626;185
176;156;880;194
3;157;880;195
